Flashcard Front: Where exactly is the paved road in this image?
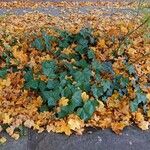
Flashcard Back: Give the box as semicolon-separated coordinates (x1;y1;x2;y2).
1;126;150;150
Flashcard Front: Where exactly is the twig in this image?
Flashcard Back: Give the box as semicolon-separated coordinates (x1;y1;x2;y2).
116;15;150;52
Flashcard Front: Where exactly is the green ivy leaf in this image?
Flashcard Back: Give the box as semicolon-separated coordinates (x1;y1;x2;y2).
126;64;136;75
130;89;147;112
77;100;98;121
42;60;57;78
91;84;104;99
24;79;39;90
101;61;114;74
71;90;83;107
38;80;47;92
24;68;34;82
47;80;59;90
0;67;7;78
101;79;112;92
41;90;60;107
39;104;49;112
75;45;85;54
43;34;52;51
58;90;83;118
87;49;95;59
57;105;73;118
92;60;102;73
75;60;88;69
32;38;44;51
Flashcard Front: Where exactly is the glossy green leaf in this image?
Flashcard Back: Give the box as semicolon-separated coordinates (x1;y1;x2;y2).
0;67;7;78
77;100;98;121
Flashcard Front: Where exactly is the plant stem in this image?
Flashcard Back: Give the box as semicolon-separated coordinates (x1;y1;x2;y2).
116;16;150;52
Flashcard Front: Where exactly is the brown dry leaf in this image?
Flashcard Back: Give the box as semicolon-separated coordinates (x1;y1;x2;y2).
0;1;149;140
24;119;35;128
11;133;20;140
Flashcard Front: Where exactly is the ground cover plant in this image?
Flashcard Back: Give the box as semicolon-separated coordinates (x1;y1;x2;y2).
0;1;150;143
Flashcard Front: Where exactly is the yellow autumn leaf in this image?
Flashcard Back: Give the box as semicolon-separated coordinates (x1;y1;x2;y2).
81;92;89;102
120;25;128;34
128;47;136;55
0;126;2;132
58;97;69;107
24;119;35;128
98;39;106;48
12;46;28;64
6;126;14;136
3;114;12;124
146;93;150;102
0;137;7;144
68;115;84;131
11;133;20;140
135;112;144;122
138;121;149;130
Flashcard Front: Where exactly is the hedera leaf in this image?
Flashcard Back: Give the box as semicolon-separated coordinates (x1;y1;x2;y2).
24;68;39;90
126;64;136;75
0;67;7;78
130;89;147;112
38;80;47;92
57;105;73;118
47;80;59;90
78;38;88;47
41;90;60;107
2;51;13;65
101;61;114;74
77;100;98;121
75;60;88;69
92;60;102;73
71;90;83;108
101;79;112;92
39;104;49;112
87;49;95;59
73;68;91;83
58;90;83;118
43;34;52;51
42;60;57;78
120;77;129;87
32;38;44;51
75;45;86;54
91;84;104;99
24;68;34;82
24;79;39;90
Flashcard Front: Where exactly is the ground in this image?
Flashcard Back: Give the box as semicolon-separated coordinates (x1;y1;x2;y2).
0;0;150;150
1;126;150;150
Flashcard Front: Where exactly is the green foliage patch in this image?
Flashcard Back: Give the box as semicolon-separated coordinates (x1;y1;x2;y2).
23;27;147;121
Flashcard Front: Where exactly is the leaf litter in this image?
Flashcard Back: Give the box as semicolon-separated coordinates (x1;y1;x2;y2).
0;1;150;143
